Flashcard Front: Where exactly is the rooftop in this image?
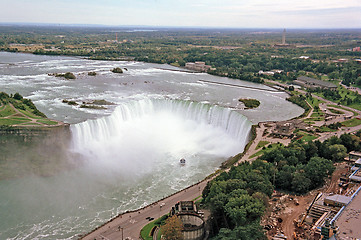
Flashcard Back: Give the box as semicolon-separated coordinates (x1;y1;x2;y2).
350;151;361;157
324;194;351;206
296;76;337;89
335;187;361;239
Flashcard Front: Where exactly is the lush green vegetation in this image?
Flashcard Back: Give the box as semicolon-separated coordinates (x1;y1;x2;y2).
55;72;76;79
111;67;123;73
250;143;283;158
88;71;97;76
202;160;272;239
0;92;56;126
79;104;106;109
341;118;361;127
311;87;361;111
255;141;269;150
328;108;344;115
286;95;310;117
140;215;168;240
328;104;358;116
238;98;260;109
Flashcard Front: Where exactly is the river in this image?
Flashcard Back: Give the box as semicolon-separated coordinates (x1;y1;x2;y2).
0;52;303;239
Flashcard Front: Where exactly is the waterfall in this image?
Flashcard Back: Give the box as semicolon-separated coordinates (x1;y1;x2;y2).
70;99;252;171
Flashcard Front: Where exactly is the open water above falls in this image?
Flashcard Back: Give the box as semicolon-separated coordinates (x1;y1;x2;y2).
0;52;303;239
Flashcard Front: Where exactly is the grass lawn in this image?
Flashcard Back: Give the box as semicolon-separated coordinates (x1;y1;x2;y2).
296;131;317;142
19;108;44;119
21;122;42;126
140;221;156;240
0;105;16;117
328;108;345;115
140;215;168;240
307;117;324;122
37;119;58;125
0;118;29;125
346;103;361;112
318;126;337;132
310;112;324;118
250;143;283;158
328;104;358;116
341;118;361;128
256;141;269;150
307;97;325;109
314;86;361;111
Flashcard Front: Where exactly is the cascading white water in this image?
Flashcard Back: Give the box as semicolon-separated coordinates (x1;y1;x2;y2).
71;99;252;176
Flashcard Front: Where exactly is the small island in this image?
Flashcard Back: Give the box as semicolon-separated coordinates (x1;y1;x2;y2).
54;72;76;79
238;98;260;109
111;67;123;73
62;99;114;110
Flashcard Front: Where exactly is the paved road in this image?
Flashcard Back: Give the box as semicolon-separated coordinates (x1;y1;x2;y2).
81;181;208;240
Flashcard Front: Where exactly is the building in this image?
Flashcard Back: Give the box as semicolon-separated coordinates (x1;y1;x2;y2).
324;186;361;239
294;76;337;90
185;62;211;72
170;201;205;240
347;151;361;162
324;195;351;208
271;119;306;138
258;69;284;76
348;159;361;182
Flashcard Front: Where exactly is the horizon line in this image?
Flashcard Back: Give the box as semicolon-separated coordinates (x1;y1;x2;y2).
1;22;361;30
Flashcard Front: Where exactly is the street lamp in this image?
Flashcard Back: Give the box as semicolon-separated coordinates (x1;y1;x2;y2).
118;226;123;240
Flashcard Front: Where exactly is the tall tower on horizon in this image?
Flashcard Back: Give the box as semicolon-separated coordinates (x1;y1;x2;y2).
116;33;118;42
282;29;286;45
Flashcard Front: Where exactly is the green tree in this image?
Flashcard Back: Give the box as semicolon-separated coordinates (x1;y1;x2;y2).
328;144;347;162
13;92;23;100
224;195;265;226
213;222;266;240
305;157;335;188
291;171;311;194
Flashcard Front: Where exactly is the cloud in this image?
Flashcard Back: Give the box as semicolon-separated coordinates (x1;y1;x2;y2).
0;0;360;28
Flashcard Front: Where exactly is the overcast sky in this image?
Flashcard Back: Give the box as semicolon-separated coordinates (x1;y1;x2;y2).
1;0;360;28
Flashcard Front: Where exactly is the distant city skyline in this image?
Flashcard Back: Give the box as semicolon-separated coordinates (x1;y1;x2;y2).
0;0;360;28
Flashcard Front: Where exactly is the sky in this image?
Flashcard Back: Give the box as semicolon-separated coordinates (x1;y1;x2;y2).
0;0;360;28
